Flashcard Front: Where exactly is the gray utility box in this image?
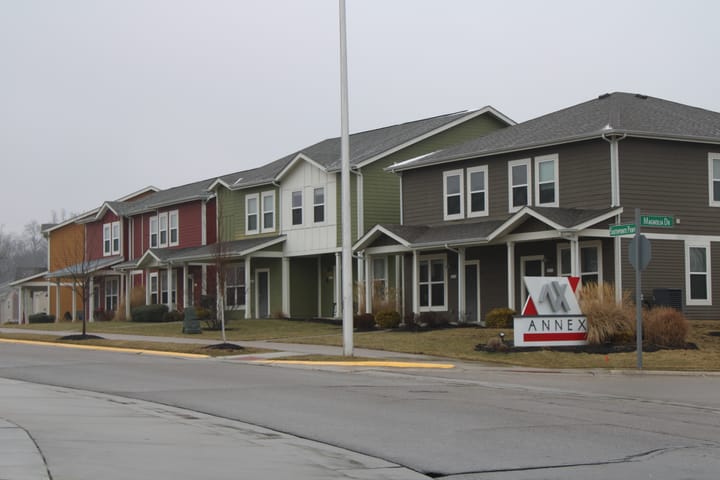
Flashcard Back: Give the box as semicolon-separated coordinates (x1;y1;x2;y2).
653;288;683;312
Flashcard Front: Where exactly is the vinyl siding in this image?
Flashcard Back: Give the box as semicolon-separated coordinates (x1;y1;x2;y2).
217;186;280;241
290;257;318;318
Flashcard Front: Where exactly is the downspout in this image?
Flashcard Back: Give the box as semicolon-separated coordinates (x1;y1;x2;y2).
602;131;627;303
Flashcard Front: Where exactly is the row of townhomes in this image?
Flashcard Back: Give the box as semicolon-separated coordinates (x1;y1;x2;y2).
10;92;720;324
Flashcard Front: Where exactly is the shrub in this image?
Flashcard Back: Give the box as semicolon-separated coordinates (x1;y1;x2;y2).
354;313;376;331
416;311;451;329
375;310;401;329
577;282;635;345
485;308;516;328
28;313;55;324
163;310;184;323
131;304;170;322
93;309;115;321
643;307;689;347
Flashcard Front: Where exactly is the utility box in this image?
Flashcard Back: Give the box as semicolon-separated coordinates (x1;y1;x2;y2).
653;288;683;312
183;307;202;334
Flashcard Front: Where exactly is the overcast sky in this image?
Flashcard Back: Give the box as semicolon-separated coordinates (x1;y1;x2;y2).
1;0;719;234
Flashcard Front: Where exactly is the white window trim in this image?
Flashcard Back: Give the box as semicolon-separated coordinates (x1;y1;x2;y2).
443;169;464;221
158;212;169;248
149;216;159;248
169;210;179;246
417;254;448;312
261;191;275;232
291;190;303;226
149;272;159;304
686;241;712;306
225;264;246;309
105;277;119;311
467;165;489;218
535;154;559;207
508;158;531;212
103;223;112;256
313;187;326;224
556;241;602;284
708;153;720;207
245;193;259;235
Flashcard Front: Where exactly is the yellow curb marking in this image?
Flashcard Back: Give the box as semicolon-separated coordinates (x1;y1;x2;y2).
0;338;209;359
254;360;455;369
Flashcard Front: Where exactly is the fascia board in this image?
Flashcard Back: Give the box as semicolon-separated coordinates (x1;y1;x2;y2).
275;153;327;182
572;207;624;231
9;271;50;286
353;225;412;251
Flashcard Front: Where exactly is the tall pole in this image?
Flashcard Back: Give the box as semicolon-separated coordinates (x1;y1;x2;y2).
339;0;354;356
635;207;643;369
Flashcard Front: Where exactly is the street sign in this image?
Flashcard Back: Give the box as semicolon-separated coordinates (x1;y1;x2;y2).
629;234;651;271
610;223;636;236
640;215;674;228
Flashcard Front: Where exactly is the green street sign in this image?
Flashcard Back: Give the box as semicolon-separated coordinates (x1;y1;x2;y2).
640;215;674;228
610;223;637;236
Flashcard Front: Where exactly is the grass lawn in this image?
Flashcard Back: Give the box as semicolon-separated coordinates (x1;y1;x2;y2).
3;319;719;371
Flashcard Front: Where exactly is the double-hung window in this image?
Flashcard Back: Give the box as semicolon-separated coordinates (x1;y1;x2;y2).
103;224;112;256
686;242;711;305
557;241;601;285
313;188;325;223
160;270;177;304
246;194;259;234
372;257;387;300
169;211;179;246
508;159;531;212
105;277;119;311
149;273;159;304
443;170;464;220
262;191;275;232
535;154;559;207
225;264;246;308
418;255;447;311
149;216;159;248
111;221;120;254
709;153;720;206
291;191;303;225
467;166;488;217
103;221;120;256
158;212;169;247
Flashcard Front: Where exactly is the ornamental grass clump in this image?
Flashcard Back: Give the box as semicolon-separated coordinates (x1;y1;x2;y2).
643;306;689;347
577;282;635;345
484;307;516;328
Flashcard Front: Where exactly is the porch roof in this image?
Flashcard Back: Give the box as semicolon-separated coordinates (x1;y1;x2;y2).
45;256;124;279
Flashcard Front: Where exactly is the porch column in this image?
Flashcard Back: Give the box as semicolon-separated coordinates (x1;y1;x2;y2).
89;277;95;322
364;254;372;314
570;237;580;277
412;250;418;314
334;252;342;318
55;280;61;322
18;286;24;324
457;247;466;323
282;257;290;317
614;236;623;302
244;256;251;319
395;254;401;312
182;263;189;310
166;267;174;311
145;269;151;304
125;272;132;321
201;265;208;295
317;257;322;317
507;242;515;310
72;281;77;322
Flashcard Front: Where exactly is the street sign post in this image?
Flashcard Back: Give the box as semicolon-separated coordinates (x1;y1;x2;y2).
610;223;636;236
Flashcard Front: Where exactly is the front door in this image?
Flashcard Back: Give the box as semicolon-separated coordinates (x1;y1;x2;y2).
520;256;544;309
256;269;270;318
464;261;479;323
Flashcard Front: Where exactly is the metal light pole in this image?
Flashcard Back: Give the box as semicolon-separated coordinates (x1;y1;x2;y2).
339;0;354;356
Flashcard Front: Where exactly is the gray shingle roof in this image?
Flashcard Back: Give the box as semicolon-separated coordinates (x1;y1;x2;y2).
395;92;720;171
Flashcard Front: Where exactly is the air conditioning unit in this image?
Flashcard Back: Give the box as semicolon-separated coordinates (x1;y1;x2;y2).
652;288;683;312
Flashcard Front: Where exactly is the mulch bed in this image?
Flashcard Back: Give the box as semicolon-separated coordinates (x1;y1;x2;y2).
204;342;244;351
59;334;105;341
475;342;698;354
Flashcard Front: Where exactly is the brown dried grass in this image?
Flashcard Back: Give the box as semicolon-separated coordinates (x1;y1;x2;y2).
577;282;635;345
643;306;690;347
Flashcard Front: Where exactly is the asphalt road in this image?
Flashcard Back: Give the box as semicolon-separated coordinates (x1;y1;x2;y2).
1;342;719;479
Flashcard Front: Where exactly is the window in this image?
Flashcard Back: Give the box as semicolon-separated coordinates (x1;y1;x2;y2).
467;166;488;217
225;264;246;308
313;187;325;223
159;270;177;304
418;255;447;311
535;154;558;207
111;221;120;254
557;241;601;285
686;242;711;305
246;194;259;234
158;212;169;247
169;211;179;246
291;191;303;225
508;159;531;212
372;257;387;300
443;170;464;220
150;273;159;304
105;277;119;312
149;216;158;248
103;223;112;256
262;191;275;232
709;153;720;206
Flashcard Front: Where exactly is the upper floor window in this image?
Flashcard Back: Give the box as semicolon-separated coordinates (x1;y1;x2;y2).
169;211;179;246
467;166;488;217
262;191;275;232
709;153;720;206
418;255;447;311
246;194;259;234
686;242;711;306
149;216;158;248
103;221;120;256
314;187;325;223
291;191;303;225
535;154;558;207
443;169;464;220
508;159;531;212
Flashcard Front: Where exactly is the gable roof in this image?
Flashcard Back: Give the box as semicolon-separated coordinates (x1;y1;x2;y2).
393;92;720;171
354;206;621;250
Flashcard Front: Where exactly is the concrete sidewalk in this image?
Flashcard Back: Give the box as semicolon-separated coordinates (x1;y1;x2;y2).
0;378;429;480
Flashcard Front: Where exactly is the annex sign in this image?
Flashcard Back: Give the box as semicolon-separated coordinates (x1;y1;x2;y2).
513;277;588;347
